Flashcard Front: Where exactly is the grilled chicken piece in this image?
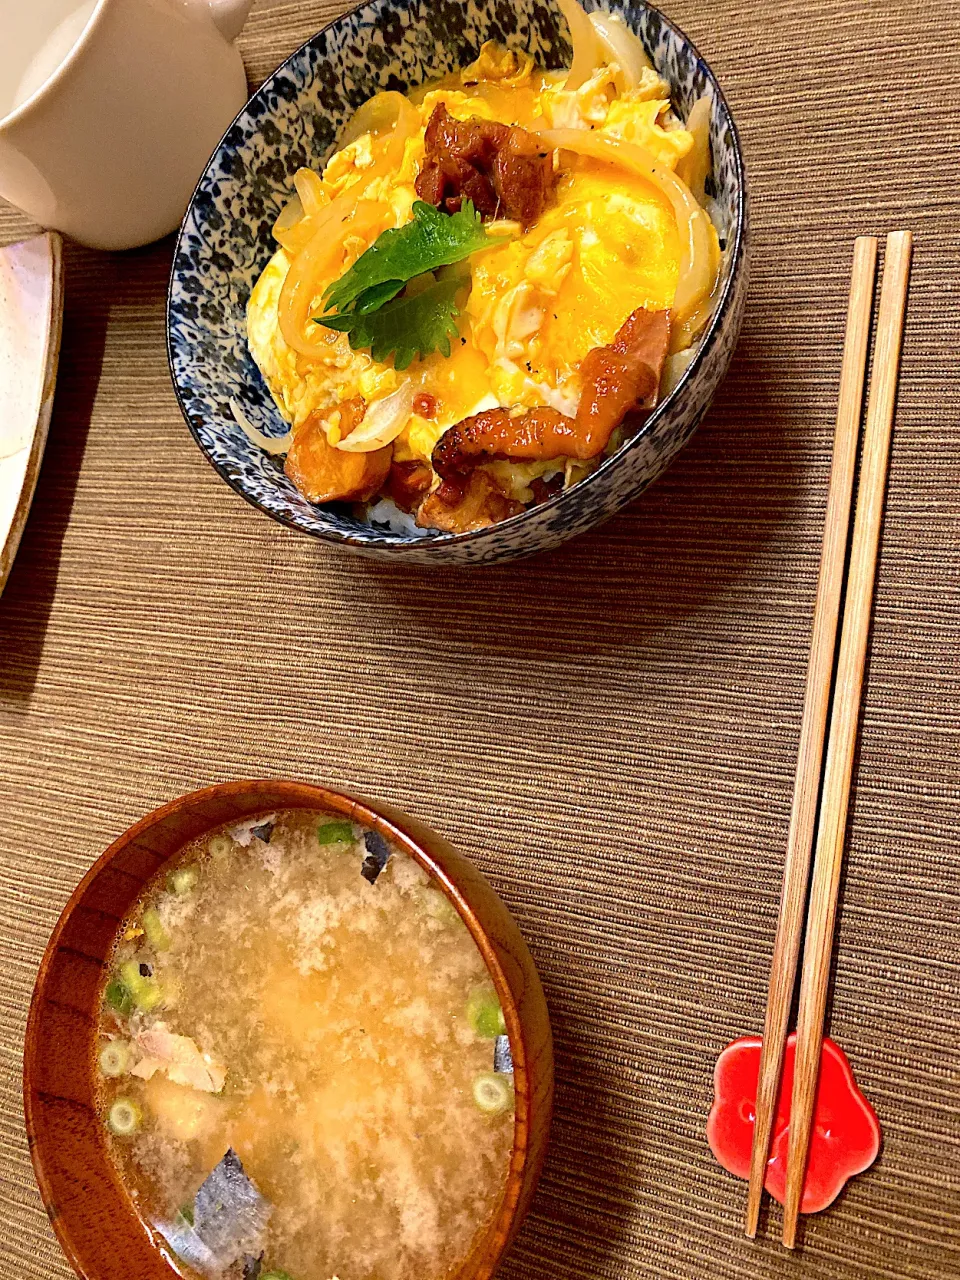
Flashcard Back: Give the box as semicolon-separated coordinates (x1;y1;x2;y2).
284;400;392;504
416;469;524;533
576;306;672;453
416;103;553;225
429;307;672;504
385;459;433;512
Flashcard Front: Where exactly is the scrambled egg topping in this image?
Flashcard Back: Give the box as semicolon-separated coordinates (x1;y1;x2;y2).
247;46;699;489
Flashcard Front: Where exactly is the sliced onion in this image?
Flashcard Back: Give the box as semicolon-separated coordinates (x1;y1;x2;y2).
230;398;293;456
277;100;421;359
274;192;304;239
273;192;328;257
675;94;712;206
274;170;333;254
535;127;716;329
589;11;652;89
272;93;412;256
278;198;384;357
661;346;697;396
339;90;415;148
273;213;319;258
334;382;415;453
294;168;328;217
556;0;600;90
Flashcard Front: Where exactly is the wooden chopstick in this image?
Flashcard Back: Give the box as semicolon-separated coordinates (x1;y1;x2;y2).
782;230;913;1248
744;236;879;1238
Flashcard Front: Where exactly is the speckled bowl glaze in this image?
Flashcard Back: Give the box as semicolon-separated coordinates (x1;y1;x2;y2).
168;0;748;565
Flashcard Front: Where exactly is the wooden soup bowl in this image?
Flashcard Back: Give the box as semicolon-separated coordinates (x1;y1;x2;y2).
24;780;554;1280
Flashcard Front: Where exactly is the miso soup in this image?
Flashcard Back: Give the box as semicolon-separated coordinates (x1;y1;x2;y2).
96;810;515;1280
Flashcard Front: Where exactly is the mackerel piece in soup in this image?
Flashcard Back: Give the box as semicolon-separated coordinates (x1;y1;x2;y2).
95;810;515;1280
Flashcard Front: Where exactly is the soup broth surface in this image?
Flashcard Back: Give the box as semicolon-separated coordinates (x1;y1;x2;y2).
97;810;514;1280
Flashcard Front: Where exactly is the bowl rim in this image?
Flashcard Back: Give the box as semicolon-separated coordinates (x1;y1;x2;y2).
167;0;748;553
23;779;552;1280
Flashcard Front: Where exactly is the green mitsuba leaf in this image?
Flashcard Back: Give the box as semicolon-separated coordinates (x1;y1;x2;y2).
318;273;467;371
322;201;487;316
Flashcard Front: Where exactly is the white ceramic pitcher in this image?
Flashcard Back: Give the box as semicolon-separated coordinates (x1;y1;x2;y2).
0;0;270;250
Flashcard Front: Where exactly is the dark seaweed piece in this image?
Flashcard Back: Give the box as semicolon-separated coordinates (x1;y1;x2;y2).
192;1149;271;1265
360;830;391;884
250;821;275;843
243;1254;264;1280
494;1035;514;1075
139;962;153;978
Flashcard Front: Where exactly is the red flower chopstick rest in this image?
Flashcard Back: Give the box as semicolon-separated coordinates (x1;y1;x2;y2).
707;1033;881;1213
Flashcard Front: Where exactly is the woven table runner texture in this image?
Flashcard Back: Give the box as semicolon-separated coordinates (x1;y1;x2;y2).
1;1;958;1276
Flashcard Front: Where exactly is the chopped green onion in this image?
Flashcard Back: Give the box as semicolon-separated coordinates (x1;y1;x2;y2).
209;834;232;859
107;1097;142;1136
141;907;171;951
98;1041;131;1078
466;988;507;1039
424;890;460;927
317;821;354;845
105;978;133;1016
472;1072;514;1115
168;866;199;895
261;1271;295;1280
174;1203;195;1227
119;960;164;1013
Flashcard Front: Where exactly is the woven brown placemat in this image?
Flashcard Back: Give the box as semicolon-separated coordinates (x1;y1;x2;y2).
1;1;958;1276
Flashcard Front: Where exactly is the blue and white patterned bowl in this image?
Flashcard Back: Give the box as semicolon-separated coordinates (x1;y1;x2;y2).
167;0;748;565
